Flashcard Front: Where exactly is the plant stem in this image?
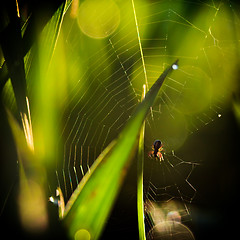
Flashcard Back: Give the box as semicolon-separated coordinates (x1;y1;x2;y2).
137;84;146;240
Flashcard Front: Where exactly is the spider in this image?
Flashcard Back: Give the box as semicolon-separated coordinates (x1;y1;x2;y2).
148;139;164;161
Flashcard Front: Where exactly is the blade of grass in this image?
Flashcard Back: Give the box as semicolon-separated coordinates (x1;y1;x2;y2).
137;84;146;240
22;0;72;57
30;0;69;166
0;62;9;91
1;0;71;232
35;1;67;74
0;1;72;90
62;60;179;240
0;10;27;114
233;97;240;127
7;109;48;231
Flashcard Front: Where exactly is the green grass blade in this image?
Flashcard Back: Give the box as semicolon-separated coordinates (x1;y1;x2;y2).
36;1;67;73
1;0;70;232
0;15;27;114
233;97;240;127
0;1;70;91
0;62;9;91
6;109;49;231
137;84;146;240
62;60;179;240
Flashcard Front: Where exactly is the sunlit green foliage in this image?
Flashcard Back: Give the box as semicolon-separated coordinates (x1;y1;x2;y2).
62;60;178;239
1;0;240;239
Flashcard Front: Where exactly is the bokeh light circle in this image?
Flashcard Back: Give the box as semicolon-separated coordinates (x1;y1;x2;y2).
145;107;188;151
74;229;91;240
147;221;195;240
172;65;212;115
77;0;120;39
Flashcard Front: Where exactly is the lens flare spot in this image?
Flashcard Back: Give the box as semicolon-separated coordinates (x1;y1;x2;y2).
146;107;188;151
149;221;195;240
167;211;181;222
173;65;212;115
74;229;91;240
77;0;120;39
145;200;195;240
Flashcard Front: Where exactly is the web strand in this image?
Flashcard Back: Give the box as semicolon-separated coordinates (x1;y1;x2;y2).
53;0;238;220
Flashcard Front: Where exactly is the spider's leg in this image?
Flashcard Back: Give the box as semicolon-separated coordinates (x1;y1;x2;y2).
157;151;163;161
148;151;153;158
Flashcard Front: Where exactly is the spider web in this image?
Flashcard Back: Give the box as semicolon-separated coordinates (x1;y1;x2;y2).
51;0;239;238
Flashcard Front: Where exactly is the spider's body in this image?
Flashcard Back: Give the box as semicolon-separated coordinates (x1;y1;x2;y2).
149;139;163;161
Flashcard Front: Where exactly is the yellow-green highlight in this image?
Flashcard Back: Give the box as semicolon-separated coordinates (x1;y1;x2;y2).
137;84;146;240
233;99;240;128
2;79;18;114
171;66;211;115
7;110;48;232
175;2;239;108
31;1;67;165
18;172;48;232
77;0;120;39
75;229;91;240
145;107;188;151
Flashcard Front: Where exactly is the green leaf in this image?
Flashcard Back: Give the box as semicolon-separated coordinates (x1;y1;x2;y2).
0;1;69;112
233;96;240;127
6;109;49;232
137;84;146;240
29;0;69;165
62;60;179;240
0;0;71;232
0;14;27;114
